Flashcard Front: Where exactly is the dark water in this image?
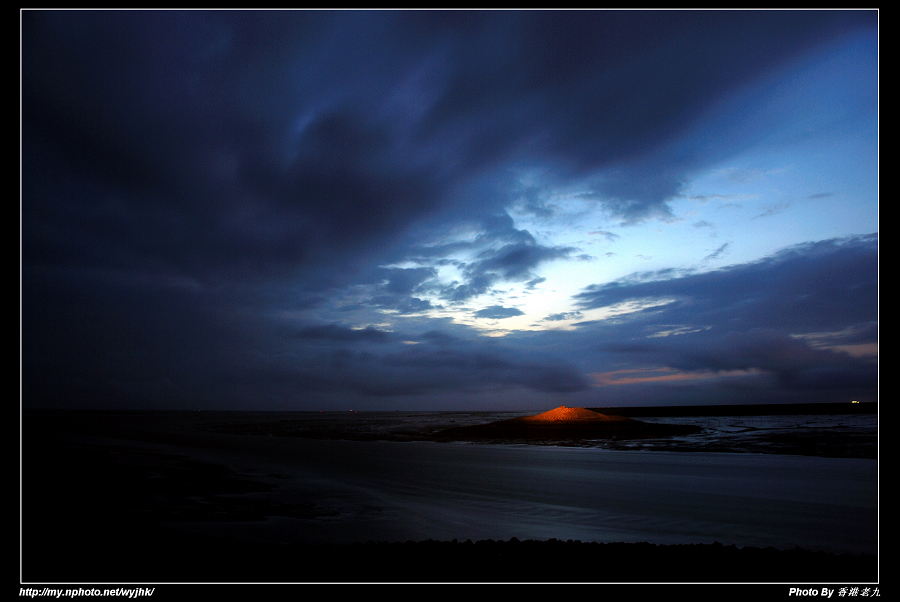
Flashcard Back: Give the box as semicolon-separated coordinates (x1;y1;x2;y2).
193;410;878;458
22;409;878;582
183;436;877;554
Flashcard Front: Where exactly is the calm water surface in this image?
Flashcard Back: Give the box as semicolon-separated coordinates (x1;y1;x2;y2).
167;412;877;554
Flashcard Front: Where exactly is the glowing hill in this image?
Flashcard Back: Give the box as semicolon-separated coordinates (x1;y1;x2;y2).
514;406;631;423
434;406;701;443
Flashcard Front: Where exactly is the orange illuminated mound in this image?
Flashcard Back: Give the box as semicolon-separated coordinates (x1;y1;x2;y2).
434;406;701;443
515;406;630;423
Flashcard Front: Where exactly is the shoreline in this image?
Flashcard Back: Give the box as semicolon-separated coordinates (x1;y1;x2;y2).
590;401;877;417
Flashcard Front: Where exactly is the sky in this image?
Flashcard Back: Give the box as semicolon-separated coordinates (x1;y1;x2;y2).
21;9;878;411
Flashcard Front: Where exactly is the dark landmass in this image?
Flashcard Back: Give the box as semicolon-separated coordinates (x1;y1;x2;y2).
592;401;877;417
434;406;702;443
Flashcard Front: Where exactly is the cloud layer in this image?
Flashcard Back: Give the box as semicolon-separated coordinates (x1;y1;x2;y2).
22;10;877;410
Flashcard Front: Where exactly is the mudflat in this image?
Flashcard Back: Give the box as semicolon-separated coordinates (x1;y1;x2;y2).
22;410;877;583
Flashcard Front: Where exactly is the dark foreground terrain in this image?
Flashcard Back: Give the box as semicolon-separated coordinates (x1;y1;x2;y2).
22;431;876;583
25;529;878;583
22;409;877;583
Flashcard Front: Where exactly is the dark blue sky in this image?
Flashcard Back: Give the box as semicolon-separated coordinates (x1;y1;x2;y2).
22;10;878;410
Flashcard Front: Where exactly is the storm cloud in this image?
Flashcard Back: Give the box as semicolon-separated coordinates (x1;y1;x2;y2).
22;10;877;410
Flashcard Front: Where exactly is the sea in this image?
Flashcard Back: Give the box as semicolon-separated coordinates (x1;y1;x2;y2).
132;411;879;554
23;405;879;582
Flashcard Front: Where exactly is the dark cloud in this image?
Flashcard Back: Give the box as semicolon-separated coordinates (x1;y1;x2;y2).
753;204;791;220
379;267;437;295
23;266;590;409
294;324;393;343
576;235;876;333
23;10;876;284
361;267;439;314
22;10;877;410
596;326;877;405
260;327;593;403
704;243;729;261
428;212;576;302
544;311;583;322
565;234;878;404
23;11;446;283
474;306;525;319
477;241;574;280
590;230;620;242
22;266;259;409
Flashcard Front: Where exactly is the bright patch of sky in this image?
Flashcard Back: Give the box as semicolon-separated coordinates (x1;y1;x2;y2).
269;21;877;340
398;132;876;337
384;29;878;337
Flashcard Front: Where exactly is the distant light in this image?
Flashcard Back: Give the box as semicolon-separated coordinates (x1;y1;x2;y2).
852;400;859;403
